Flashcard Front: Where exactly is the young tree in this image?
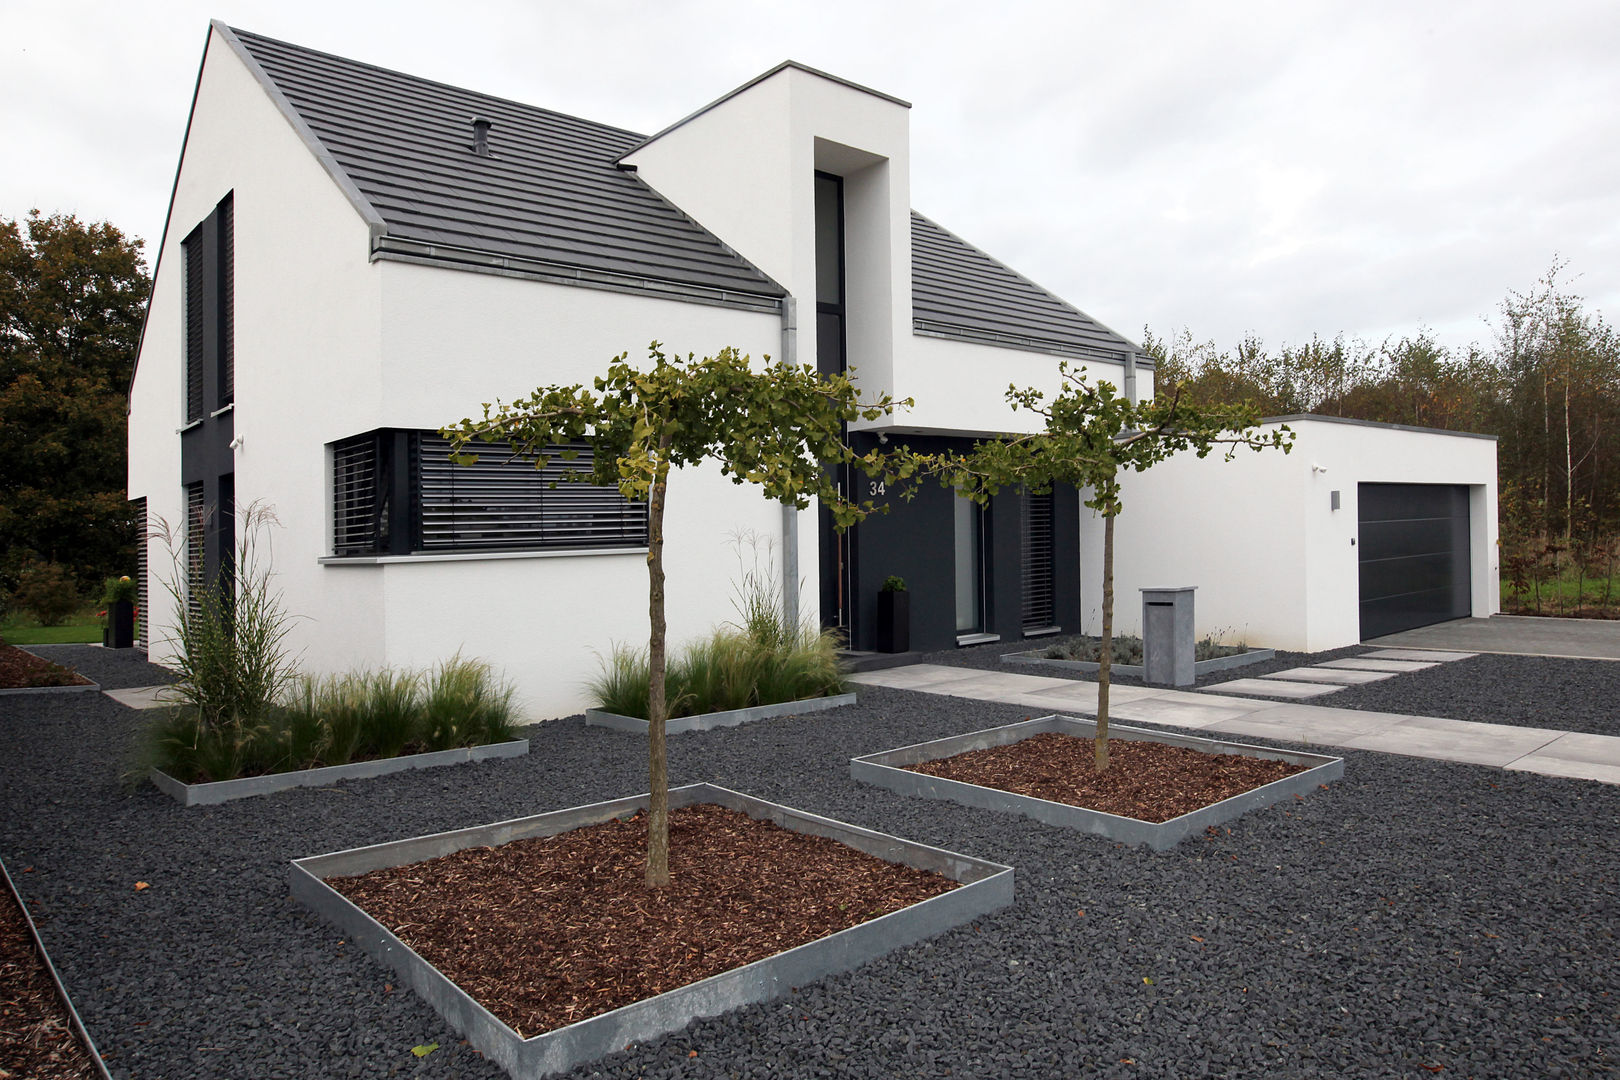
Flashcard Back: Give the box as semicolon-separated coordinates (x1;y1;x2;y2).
442;344;904;887
0;211;151;593
913;364;1292;770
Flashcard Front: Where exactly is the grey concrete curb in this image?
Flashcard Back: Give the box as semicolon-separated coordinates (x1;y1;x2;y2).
1003;647;1275;680
0;679;101;697
150;739;530;806
851;714;1343;851
585;692;858;735
0;855;114;1080
290;782;1013;1079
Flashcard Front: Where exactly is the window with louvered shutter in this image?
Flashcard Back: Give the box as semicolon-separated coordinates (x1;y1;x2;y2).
1021;489;1055;632
417;435;647;552
185;482;205;623
332;433;381;554
218;195;234;406
132;497;147;646
183;230;205;423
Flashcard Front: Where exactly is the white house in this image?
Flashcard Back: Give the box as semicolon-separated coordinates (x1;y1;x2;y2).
128;23;1498;719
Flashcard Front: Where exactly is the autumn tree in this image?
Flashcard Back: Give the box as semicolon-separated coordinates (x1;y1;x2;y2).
914;366;1291;770
0;211;150;594
443;344;904;887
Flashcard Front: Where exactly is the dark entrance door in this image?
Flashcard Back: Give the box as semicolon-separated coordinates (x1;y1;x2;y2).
1358;483;1471;639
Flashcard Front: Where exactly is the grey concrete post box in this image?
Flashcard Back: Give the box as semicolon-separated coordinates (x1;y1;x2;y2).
1141;586;1197;687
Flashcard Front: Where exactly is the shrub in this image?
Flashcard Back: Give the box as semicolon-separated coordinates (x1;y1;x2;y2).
589;626;845;720
103;575;137;604
881;575;907;592
13;562;79;626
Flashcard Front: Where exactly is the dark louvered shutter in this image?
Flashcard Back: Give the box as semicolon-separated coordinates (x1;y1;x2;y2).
185;482;206;623
332;433;381;554
132;497;147;646
218;195;234;406
183;229;205;423
417;435;648;551
1021;490;1055;632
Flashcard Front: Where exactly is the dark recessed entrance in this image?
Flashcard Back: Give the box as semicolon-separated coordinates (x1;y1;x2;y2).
1358;483;1471;640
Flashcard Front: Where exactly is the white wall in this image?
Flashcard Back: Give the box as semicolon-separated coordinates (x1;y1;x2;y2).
128;25;385;670
1081;418;1499;651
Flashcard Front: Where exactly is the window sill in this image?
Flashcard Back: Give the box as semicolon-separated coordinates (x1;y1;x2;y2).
956;632;1000;646
210;403;234;418
319;547;649;566
175;419;203;434
1021;625;1063;638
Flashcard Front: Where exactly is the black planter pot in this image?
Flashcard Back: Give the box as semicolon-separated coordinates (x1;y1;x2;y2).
107;599;135;649
877;590;910;653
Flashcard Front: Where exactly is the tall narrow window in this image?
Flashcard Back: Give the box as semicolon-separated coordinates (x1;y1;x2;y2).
955;495;984;634
218;194;234;406
1022;490;1055;632
185;482;205;623
131;497;148;645
183;230;205;423
815;171;849;630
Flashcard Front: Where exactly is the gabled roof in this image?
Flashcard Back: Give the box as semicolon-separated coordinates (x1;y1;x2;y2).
220;25;1142;359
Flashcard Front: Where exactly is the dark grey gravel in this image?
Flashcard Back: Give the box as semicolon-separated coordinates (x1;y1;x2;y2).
1;653;1617;1079
933;636;1620;737
17;644;176;690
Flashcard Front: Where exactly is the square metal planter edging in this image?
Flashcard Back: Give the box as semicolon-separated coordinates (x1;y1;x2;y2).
585;691;857;735
850;714;1343;851
289;782;1013;1079
150;739;529;806
1002;647;1276;680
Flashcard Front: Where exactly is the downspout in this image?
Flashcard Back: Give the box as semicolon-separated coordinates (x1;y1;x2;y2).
1123;350;1139;405
780;296;800;632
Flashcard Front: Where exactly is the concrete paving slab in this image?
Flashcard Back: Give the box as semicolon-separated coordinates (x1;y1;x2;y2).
848;665;986;691
1106;695;1279;731
1366;615;1620;660
103;685;183;709
930;673;1076;700
1504;757;1620;784
1504;730;1620;770
1339;715;1563;768
1362;648;1477;662
1201;678;1345;700
1264;667;1399;685
1204;704;1411;745
1318;658;1438;673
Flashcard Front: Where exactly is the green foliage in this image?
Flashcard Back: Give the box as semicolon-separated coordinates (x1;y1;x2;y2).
588;627;846;720
12;561;80;627
0;211;150;595
143;658;517;784
881;575;907;593
727;531;797;651
150;502;300;728
1042;633;1247;665
103;574;137;604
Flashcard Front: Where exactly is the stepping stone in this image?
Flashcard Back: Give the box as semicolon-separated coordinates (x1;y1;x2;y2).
1362;648;1476;662
104;685;184;709
1505;731;1620;785
1202;678;1344;700
1318;658;1437;673
1264;667;1397;685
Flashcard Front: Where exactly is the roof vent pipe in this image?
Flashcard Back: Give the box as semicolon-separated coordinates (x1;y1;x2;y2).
470;116;493;157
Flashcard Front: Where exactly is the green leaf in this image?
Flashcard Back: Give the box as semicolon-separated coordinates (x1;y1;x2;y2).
411;1042;439;1058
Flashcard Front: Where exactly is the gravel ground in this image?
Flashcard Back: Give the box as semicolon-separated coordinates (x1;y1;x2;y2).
921;637;1620;737
1;653;1617;1079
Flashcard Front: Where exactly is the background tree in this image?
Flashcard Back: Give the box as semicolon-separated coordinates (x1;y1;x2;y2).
912;366;1291;769
0;210;150;597
443;344;905;887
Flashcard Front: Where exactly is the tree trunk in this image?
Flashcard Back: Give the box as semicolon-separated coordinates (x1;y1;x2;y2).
1565;379;1574;543
644;454;672;889
1095;511;1115;772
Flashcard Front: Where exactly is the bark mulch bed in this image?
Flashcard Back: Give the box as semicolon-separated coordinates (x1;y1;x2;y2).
0;871;99;1080
0;642;90;690
904;732;1307;823
329;803;960;1037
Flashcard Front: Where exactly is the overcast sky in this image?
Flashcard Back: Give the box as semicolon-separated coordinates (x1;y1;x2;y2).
7;0;1618;355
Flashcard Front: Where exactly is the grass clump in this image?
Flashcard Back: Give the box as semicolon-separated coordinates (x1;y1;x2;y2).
145;656;517;784
590;628;845;720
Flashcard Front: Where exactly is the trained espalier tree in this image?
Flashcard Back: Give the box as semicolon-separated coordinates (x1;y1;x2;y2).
442;344;906;888
912;363;1292;770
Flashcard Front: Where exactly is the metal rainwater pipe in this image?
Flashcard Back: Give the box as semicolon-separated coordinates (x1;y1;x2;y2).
779;296;800;633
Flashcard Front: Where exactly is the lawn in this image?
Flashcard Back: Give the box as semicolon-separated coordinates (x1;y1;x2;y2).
1501;570;1620;617
0;609;107;645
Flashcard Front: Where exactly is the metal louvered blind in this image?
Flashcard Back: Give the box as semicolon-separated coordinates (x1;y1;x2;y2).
132;497;147;646
417;435;648;552
219;195;234;406
1021;490;1055;631
183;231;205;423
185;483;205;623
332;434;380;554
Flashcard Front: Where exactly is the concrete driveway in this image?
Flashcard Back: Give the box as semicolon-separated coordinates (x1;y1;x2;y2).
1365;614;1620;660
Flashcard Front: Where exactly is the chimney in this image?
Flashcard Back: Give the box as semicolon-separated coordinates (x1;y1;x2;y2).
470;116;493;157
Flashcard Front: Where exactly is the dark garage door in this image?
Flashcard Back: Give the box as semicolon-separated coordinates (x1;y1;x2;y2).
1358;483;1471;640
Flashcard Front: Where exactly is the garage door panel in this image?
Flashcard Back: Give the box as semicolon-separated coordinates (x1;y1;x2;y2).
1358;518;1455;562
1358;483;1470;639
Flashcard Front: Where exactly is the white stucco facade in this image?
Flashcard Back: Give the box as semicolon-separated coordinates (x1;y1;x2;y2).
1083;417;1500;651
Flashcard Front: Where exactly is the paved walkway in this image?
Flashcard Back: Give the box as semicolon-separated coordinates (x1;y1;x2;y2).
848;664;1620;785
1368;614;1620;660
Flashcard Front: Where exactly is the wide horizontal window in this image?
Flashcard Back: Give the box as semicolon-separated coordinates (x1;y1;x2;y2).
330;430;648;557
